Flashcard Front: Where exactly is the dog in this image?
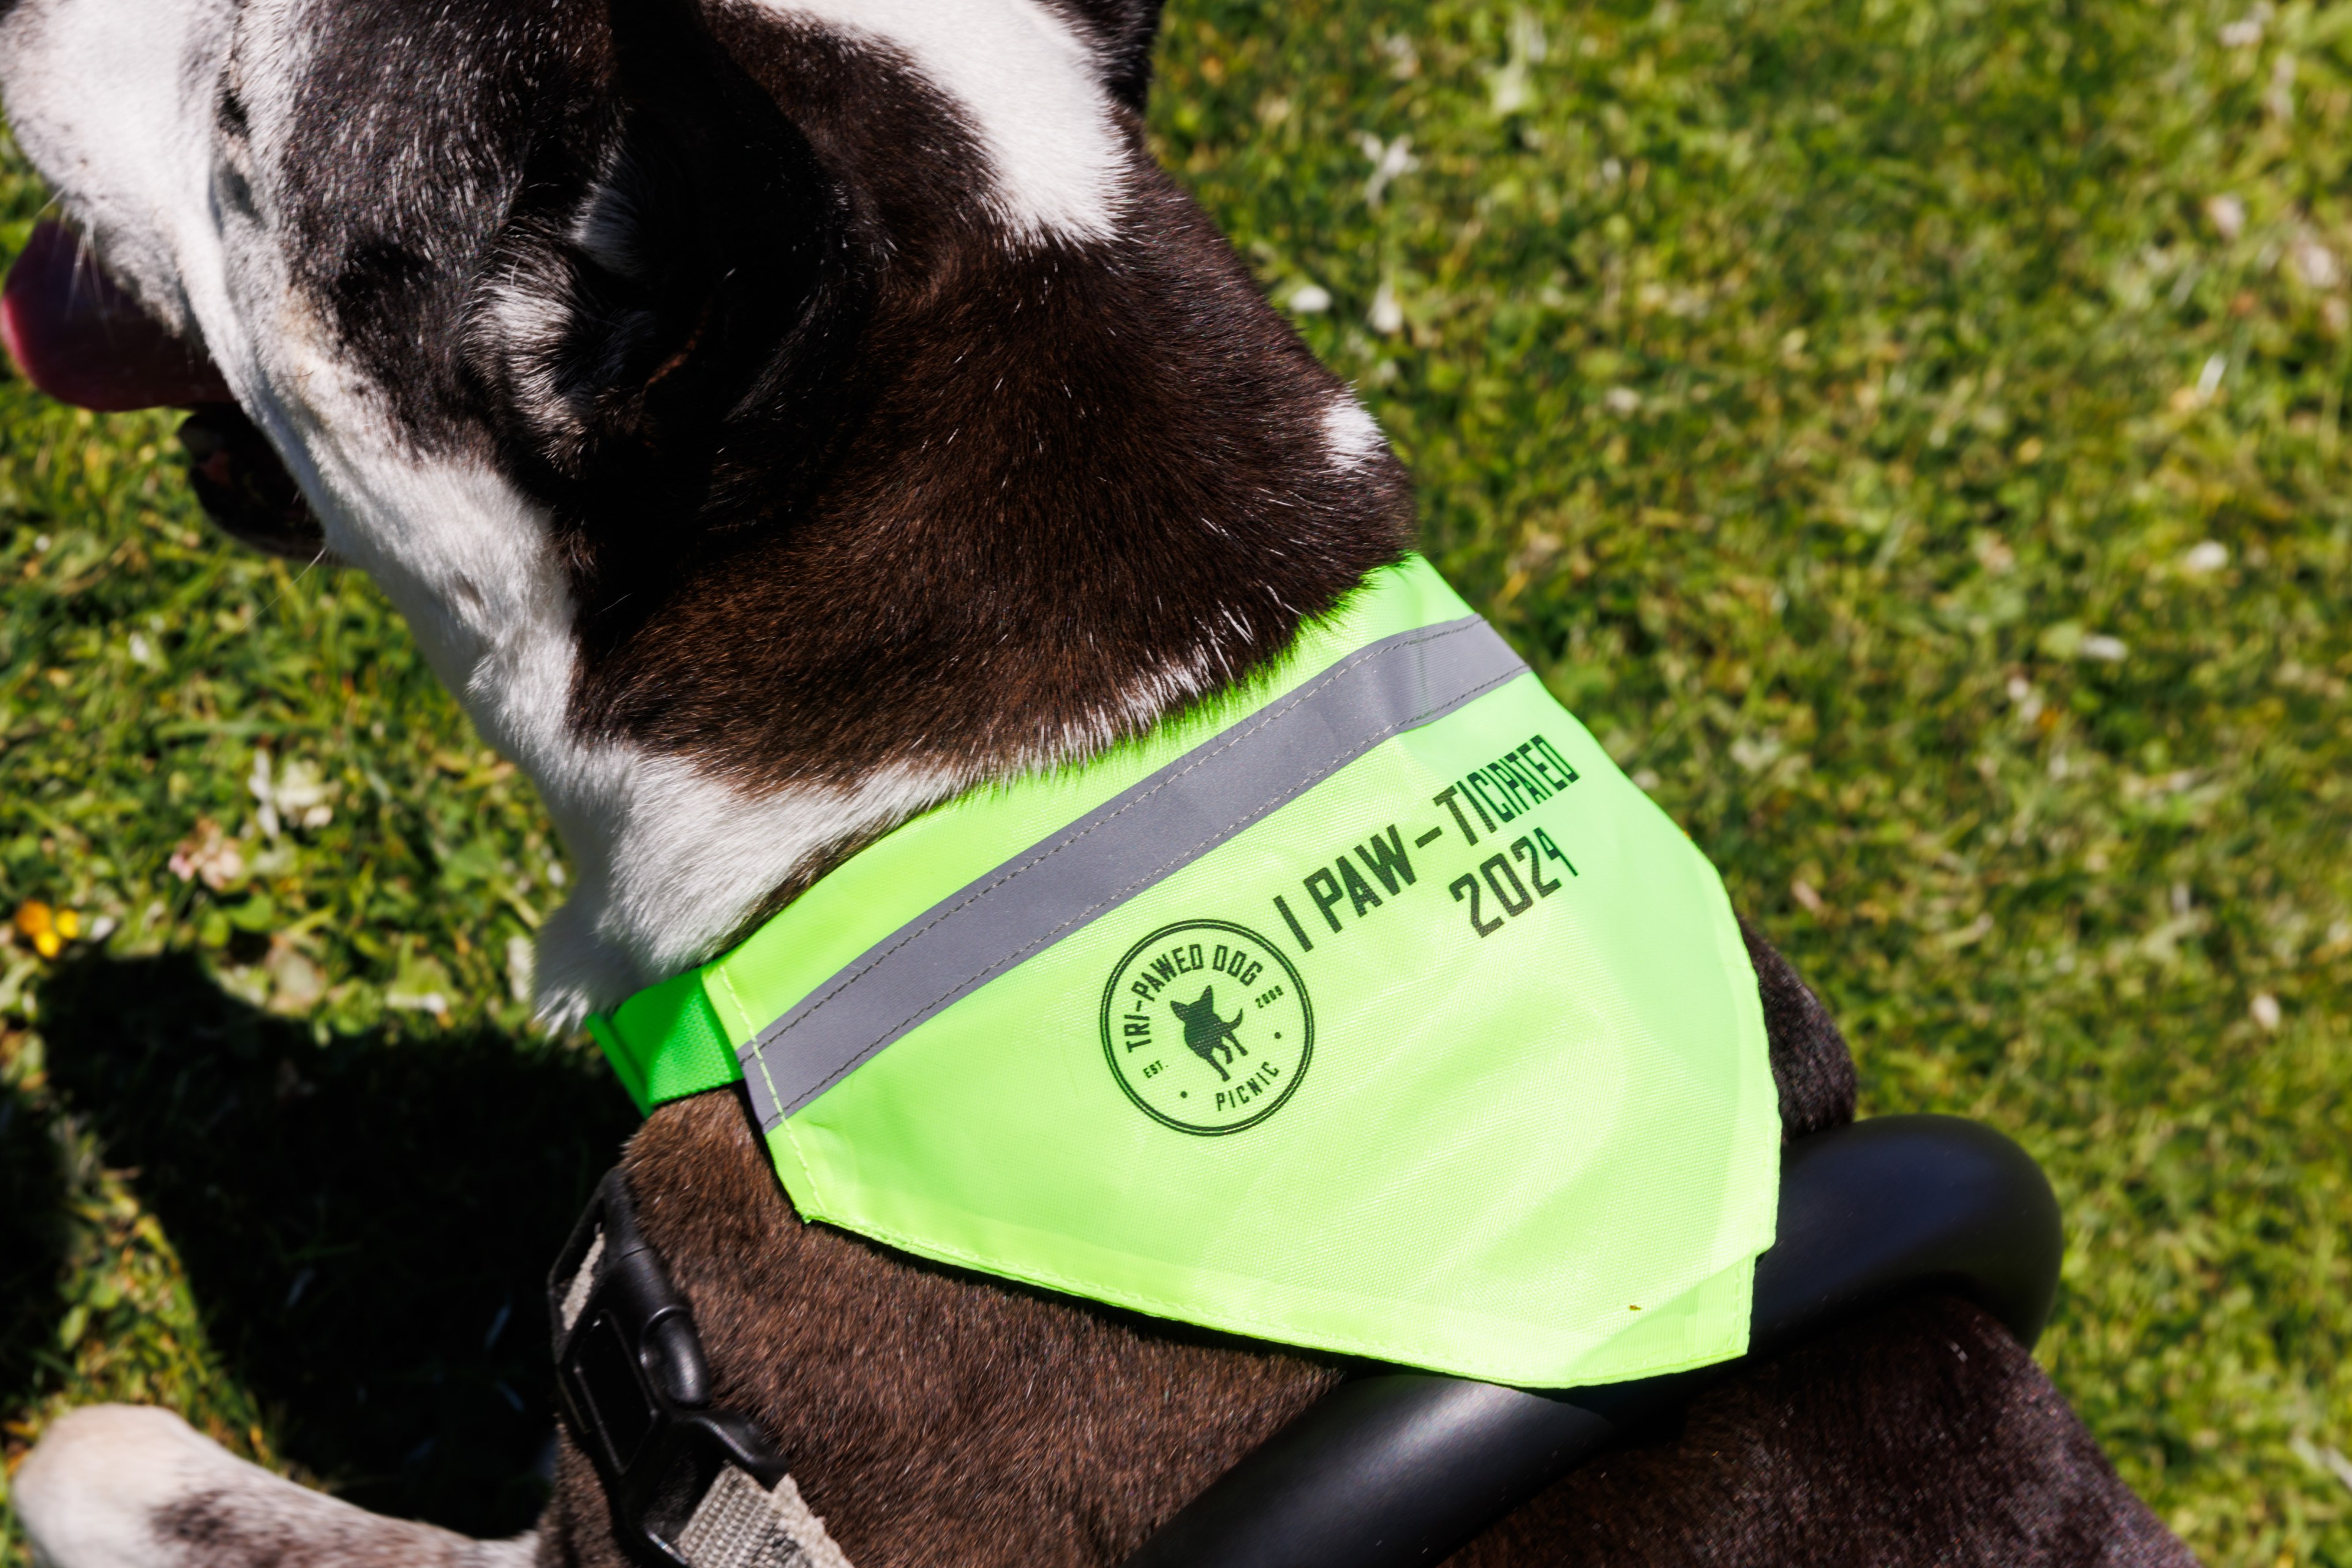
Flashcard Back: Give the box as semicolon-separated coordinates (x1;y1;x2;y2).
1167;987;1246;1081
0;0;2202;1561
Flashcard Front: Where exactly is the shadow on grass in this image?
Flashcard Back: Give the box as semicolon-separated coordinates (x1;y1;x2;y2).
0;1074;69;1423
26;951;639;1536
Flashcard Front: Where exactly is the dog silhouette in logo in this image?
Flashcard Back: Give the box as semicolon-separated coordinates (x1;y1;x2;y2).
1169;986;1248;1082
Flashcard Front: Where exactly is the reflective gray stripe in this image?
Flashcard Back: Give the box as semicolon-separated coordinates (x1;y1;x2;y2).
740;615;1530;1128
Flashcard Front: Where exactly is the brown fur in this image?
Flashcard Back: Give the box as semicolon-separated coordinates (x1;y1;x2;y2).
1450;1294;2190;1567
559;7;1417;793
1742;916;1860;1142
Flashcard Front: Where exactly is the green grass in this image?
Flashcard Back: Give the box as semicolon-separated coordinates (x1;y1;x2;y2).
1;0;2348;1559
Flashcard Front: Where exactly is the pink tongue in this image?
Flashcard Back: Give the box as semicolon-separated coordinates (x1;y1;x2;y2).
2;221;233;410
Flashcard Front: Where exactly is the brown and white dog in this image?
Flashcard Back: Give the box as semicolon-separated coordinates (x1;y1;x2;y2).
0;0;2199;1562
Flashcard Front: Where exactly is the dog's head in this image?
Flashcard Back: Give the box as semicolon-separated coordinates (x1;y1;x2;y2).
0;0;1411;1012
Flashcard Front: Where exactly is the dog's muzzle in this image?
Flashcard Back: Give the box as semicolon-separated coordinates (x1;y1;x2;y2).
2;222;332;563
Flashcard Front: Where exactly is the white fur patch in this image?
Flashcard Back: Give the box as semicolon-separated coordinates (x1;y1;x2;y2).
745;0;1124;243
0;0;234;335
15;1406;536;1568
476;247;600;461
534;756;957;1023
295;444;963;1023
1322;396;1386;469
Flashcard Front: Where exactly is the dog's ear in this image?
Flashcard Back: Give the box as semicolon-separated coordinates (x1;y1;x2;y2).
1058;0;1166;112
470;0;840;508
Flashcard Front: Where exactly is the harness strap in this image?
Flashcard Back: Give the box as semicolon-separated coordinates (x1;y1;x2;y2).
549;1170;853;1568
676;1467;853;1568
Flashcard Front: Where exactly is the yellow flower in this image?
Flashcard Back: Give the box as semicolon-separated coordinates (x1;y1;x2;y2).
14;899;79;959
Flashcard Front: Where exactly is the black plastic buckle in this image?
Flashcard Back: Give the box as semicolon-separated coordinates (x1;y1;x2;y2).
549;1168;789;1568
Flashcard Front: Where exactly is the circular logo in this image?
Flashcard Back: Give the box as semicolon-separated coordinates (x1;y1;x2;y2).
1099;920;1313;1135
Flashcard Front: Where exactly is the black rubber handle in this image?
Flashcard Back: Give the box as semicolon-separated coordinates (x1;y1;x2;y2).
1749;1112;2062;1354
1122;1114;2062;1568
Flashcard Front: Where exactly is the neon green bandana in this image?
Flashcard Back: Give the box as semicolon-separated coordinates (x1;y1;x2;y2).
588;557;1779;1387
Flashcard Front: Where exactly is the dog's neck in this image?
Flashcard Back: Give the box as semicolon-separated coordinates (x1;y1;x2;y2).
348;206;1412;1027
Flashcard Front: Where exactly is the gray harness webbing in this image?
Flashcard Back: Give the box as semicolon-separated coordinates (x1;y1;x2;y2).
676;1468;853;1568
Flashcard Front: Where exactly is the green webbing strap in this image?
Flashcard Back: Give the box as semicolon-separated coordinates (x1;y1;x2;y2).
590;968;735;1115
